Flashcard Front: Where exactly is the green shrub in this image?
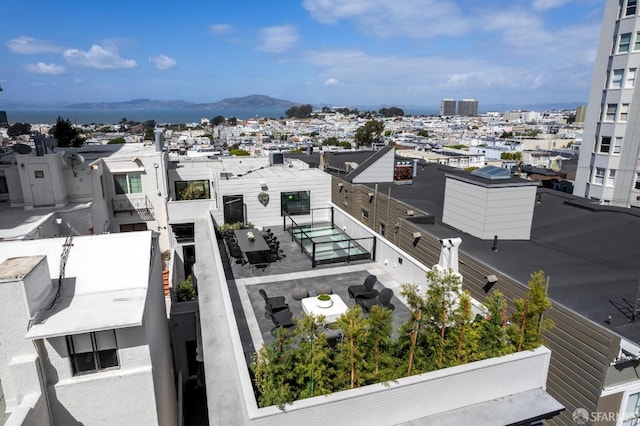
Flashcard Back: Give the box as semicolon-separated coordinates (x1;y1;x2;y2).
176;275;196;302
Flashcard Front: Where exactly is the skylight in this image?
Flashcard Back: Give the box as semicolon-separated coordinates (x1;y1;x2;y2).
470;165;511;180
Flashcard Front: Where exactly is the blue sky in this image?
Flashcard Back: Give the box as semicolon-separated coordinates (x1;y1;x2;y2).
0;0;605;107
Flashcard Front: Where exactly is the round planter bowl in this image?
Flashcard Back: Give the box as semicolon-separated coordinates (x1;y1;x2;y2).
316;296;333;308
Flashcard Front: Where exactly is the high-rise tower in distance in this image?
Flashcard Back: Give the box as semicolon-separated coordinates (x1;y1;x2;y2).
574;0;640;207
440;98;457;116
457;99;478;117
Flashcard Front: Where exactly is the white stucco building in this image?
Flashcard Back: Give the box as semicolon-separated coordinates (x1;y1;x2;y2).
0;231;177;425
0;143;170;251
574;0;640;207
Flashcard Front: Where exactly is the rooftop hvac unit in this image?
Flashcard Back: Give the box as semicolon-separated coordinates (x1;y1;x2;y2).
270;152;285;166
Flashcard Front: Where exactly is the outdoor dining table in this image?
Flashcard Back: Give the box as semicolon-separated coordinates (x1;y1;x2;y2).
301;294;349;323
234;229;270;262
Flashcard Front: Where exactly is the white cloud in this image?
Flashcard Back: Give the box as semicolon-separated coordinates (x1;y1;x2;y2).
532;0;571;11
24;62;66;75
299;47;584;104
149;54;176;70
63;44;137;70
257;25;299;53
302;0;468;38
7;36;63;54
324;78;342;87
209;23;234;35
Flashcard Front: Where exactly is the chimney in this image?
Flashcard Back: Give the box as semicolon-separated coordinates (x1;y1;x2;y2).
437;238;462;273
0;255;55;318
154;128;165;152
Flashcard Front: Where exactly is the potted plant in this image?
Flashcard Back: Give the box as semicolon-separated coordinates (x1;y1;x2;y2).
316;293;333;308
246;231;255;242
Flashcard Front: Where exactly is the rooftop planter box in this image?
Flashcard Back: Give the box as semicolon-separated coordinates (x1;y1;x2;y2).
246;346;553;425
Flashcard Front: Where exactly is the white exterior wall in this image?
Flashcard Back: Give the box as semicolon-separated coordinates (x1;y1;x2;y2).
212;168;331;227
104;153;170;251
48;366;158;425
0;280;40;413
40;323;165;425
575;0;640;207
442;177;537;240
3;166;23;206
351;148;395;183
332;204;429;289
144;242;178;425
167;162;217;223
15;153;68;208
245;347;552;426
0;256;52;422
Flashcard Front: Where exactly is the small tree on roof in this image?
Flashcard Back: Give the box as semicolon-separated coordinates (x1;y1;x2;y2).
509;270;554;351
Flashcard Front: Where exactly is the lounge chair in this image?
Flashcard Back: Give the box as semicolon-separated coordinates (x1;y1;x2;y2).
348;274;379;300
357;288;395;313
269;308;296;336
259;289;288;314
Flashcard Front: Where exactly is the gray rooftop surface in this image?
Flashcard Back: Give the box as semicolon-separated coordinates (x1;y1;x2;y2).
197;220;412;425
360;162;640;343
198;221;561;425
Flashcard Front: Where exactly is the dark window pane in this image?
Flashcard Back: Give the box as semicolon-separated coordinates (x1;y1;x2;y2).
173;223;195;243
175;180;210;200
281;191;310;216
98;349;119;369
73;352;96;373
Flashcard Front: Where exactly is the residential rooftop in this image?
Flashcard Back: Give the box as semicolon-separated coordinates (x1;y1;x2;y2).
0;231;153;339
330;159;640;343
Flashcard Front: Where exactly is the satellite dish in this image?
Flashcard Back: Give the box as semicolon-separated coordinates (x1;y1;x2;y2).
63;152;85;166
12;143;32;155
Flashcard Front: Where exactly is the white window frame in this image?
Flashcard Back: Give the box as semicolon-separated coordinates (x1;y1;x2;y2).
622;390;640;425
66;330;119;375
113;173;142;195
607;169;616;187
599;136;612;153
620;103;630;121
620;33;632;53
627;68;637;88
612;69;624;88
614;137;624;154
594;168;605;185
605;104;618;121
635;32;640;51
627;0;637;17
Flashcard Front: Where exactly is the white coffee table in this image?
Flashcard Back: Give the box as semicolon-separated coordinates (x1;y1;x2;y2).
301;294;349;323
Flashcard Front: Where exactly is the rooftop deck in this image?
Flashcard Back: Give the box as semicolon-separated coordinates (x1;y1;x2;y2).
220;225;411;351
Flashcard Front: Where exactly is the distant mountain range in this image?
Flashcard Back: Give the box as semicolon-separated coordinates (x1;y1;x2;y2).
65;94;298;110
0;94;586;114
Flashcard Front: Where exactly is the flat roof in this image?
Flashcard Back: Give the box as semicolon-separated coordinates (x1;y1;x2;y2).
361;162;640;342
0;201;91;240
0;231;152;338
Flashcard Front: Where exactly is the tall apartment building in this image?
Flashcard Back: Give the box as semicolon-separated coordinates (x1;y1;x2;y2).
574;0;640;207
457;99;478;117
440;98;456;116
575;105;587;123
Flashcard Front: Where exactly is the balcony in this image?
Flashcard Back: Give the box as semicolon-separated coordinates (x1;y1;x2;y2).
112;196;154;220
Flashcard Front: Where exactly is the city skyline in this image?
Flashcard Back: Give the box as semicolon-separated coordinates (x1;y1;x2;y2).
1;0;605;107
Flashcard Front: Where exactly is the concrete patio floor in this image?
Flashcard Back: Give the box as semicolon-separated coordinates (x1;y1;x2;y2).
220;225;412;353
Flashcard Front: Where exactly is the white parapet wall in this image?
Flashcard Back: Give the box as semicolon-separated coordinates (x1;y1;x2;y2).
331;203;429;289
246;346;552;426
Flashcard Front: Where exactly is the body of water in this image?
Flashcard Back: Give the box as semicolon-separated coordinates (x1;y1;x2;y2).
2;108;292;125
2;106;441;125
